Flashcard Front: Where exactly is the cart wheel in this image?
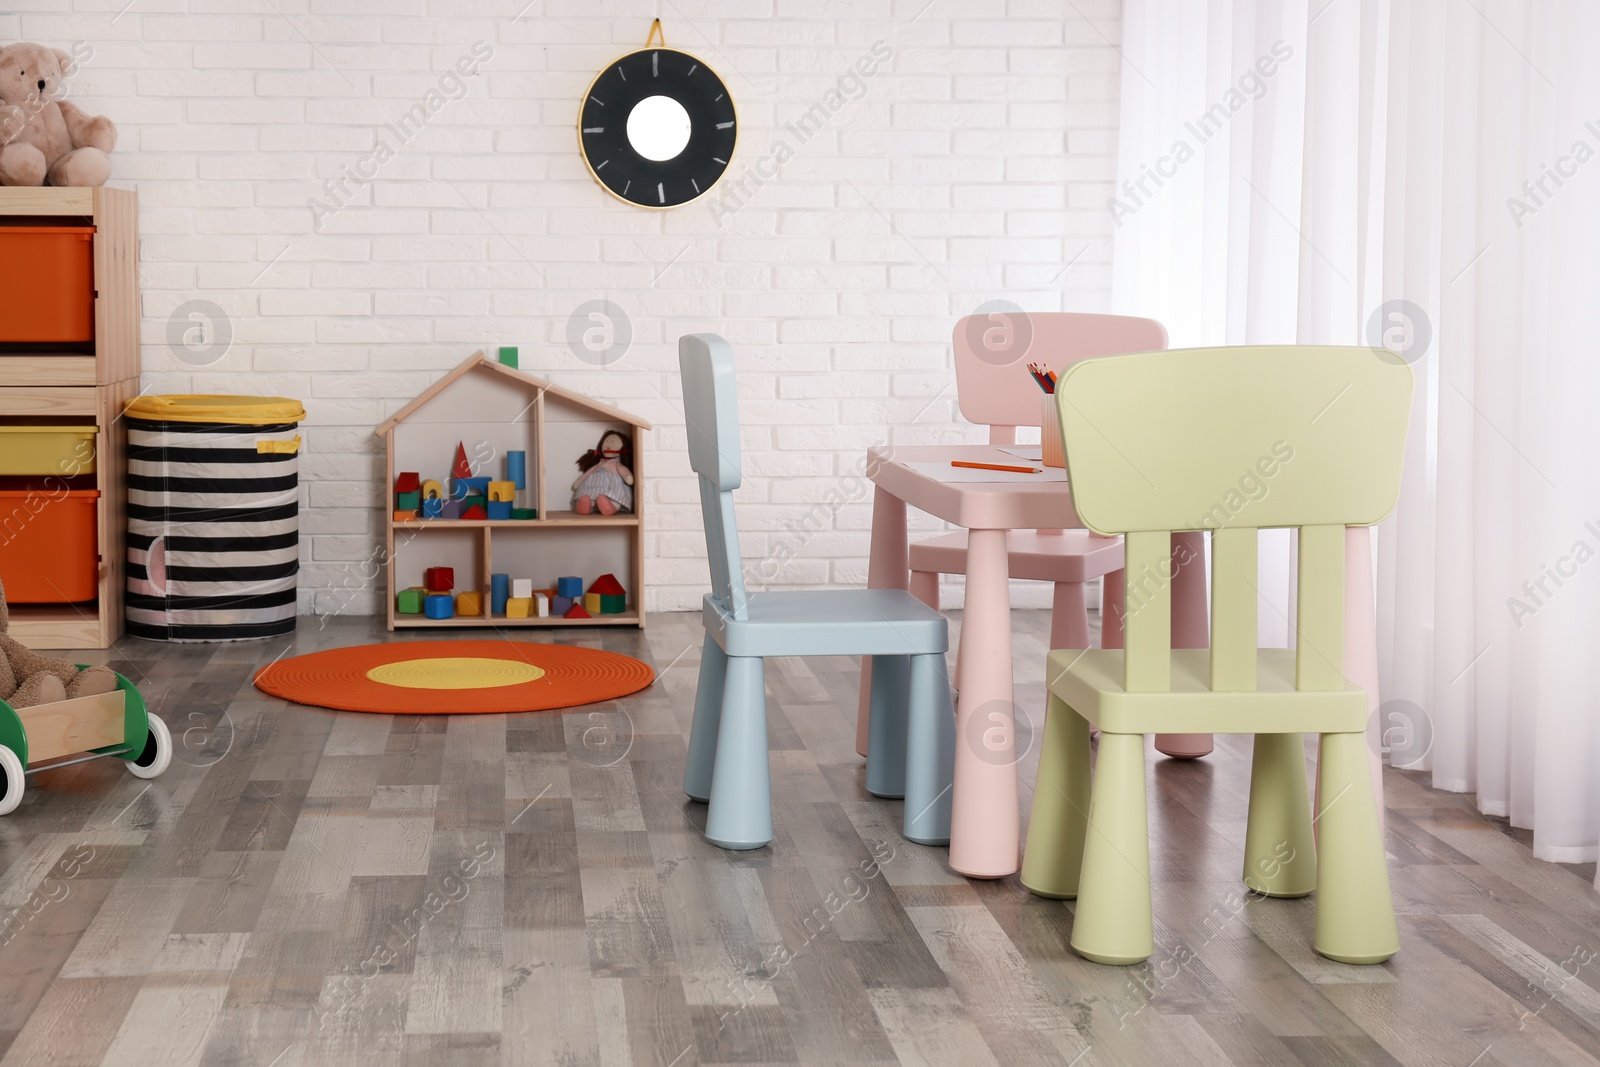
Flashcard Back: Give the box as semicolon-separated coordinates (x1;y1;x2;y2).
126;714;171;780
0;746;24;816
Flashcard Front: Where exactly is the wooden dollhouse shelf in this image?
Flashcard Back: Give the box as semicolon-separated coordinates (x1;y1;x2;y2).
375;350;652;631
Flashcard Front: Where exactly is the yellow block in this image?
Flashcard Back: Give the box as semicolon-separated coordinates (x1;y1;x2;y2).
506;597;533;619
488;480;516;502
584;593;602;613
456;590;482;616
421;478;444;500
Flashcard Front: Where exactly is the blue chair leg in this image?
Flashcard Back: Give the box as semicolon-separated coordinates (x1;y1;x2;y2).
704;655;772;850
903;652;954;845
865;655;910;798
684;631;728;802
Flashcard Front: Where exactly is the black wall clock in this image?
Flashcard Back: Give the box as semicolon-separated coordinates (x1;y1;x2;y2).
578;30;737;209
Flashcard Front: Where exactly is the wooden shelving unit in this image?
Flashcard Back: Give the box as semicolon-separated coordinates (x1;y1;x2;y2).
0;188;139;650
375;350;651;631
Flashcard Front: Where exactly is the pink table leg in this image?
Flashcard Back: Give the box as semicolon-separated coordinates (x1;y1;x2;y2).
1315;527;1385;835
1156;531;1215;759
949;527;1020;877
856;485;910;758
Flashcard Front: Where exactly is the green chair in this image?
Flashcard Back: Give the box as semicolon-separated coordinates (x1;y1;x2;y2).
1021;345;1411;966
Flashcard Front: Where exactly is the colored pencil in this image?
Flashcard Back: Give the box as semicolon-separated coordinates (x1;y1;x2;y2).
951;460;1042;474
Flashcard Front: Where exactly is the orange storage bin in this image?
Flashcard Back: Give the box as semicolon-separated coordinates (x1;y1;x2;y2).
0;484;100;602
0;226;96;343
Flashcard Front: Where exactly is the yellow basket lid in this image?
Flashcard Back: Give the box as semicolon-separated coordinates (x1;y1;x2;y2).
124;394;305;425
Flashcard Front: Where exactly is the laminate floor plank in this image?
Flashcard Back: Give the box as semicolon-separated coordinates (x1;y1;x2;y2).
0;611;1593;1066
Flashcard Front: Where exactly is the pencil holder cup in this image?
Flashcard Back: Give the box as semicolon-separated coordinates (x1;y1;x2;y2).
1040;395;1065;468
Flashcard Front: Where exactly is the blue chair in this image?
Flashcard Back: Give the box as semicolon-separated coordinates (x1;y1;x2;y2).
679;333;956;850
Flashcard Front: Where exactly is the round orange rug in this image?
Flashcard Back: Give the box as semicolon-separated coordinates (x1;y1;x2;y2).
253;640;655;714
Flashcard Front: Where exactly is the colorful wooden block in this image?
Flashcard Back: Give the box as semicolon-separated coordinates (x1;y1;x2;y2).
420;478;444;501
556;576;583;598
563;601;591;619
396;587;425;614
488;481;516;502
599;594;626;614
506;596;533;619
534;593;550;617
551;595;573;616
424;567;454;592
421;496;444;518
396;490;421;510
424;593;454;619
486;501;512;520
511;507;537;520
462;504;488;520
584;592;602;614
491;574;509;614
511;578;533;598
507;451;527;489
394;508;416;522
498;345;518;369
456;590;482;616
395;472;421;493
588;573;626;597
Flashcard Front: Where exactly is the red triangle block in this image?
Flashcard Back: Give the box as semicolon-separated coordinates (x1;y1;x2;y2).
461;504;488;520
395;471;421;493
563;602;591;619
452;441;472;480
587;573;626;596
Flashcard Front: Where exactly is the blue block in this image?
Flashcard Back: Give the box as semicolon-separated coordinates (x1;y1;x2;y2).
424;594;454;619
551;596;574;616
453;476;491;498
486;500;512;520
491;574;510;615
421;496;444;518
507;450;527;490
556;576;583;598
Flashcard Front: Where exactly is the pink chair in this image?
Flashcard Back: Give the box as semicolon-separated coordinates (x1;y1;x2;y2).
905;312;1213;761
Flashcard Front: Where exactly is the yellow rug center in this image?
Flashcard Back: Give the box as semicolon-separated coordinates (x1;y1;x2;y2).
366;657;545;690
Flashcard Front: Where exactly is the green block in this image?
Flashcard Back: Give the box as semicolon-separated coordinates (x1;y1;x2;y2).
599;594;626;614
396;490;421;509
498;346;518;369
464;495;486;510
511;507;538;520
396;587;425;614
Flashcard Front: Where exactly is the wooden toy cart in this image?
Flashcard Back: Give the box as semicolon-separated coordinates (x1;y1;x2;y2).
0;670;170;815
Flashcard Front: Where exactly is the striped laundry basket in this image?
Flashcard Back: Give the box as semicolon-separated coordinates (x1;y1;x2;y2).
124;395;306;641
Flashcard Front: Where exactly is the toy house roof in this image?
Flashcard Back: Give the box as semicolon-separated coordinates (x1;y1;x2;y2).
374;349;653;437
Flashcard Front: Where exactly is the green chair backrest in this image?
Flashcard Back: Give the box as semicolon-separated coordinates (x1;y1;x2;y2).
1054;345;1413;695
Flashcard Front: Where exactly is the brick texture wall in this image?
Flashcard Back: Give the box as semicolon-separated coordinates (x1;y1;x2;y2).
5;0;1123;615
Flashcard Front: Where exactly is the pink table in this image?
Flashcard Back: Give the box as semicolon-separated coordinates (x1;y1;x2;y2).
855;444;1210;878
855;444;1385;880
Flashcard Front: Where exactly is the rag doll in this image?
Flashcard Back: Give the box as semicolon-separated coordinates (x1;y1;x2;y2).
0;578;116;708
572;430;634;516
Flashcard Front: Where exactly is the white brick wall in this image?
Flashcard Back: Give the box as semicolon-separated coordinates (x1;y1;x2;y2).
7;0;1123;616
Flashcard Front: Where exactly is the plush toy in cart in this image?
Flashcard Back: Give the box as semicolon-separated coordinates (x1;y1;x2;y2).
572;430;634;516
0;579;171;815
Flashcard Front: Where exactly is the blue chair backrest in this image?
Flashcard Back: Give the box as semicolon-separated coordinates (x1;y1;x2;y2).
679;333;749;619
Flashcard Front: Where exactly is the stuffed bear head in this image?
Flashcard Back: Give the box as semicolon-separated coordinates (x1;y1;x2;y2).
0;42;74;111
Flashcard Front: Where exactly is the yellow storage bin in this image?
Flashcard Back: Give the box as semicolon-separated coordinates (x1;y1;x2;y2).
0;425;97;476
123;394;306;425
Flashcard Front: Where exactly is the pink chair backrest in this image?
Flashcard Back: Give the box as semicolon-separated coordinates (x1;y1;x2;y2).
952;312;1168;444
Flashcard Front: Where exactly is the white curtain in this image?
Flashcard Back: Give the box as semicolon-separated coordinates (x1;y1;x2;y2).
1110;0;1600;877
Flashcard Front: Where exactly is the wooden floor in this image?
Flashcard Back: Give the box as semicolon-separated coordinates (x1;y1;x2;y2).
2;610;1599;1066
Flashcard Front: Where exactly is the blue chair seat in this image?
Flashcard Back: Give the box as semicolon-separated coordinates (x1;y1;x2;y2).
705;589;948;659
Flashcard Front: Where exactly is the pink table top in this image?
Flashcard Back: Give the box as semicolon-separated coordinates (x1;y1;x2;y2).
868;444;1084;530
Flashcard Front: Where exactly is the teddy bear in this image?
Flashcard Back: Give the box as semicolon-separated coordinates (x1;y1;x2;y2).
0;41;116;188
0;578;116;709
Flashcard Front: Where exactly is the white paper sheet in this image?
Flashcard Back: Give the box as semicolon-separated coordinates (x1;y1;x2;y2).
997;445;1042;460
902;460;1066;483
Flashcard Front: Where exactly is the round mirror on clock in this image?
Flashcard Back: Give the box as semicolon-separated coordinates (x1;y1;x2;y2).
578;35;737;209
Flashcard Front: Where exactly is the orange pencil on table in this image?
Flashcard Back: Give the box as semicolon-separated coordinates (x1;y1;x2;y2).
951;460;1041;474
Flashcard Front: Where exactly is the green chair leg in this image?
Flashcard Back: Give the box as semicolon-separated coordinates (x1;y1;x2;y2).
1022;695;1091;899
1243;732;1317;897
1069;731;1153;965
1313;731;1398;964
